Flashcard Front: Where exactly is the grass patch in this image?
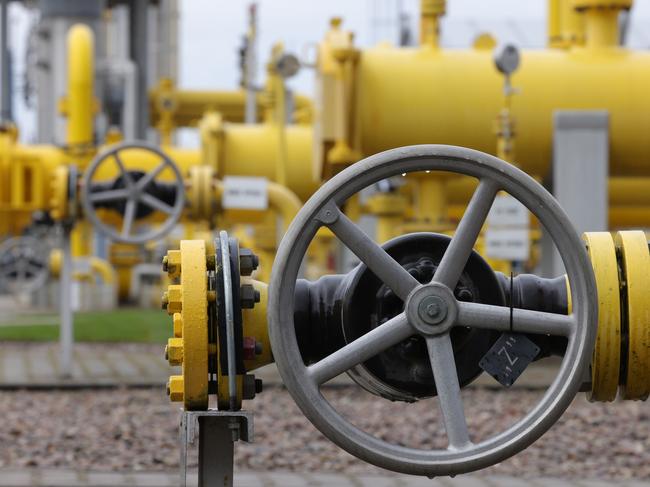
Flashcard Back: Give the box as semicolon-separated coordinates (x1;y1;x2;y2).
0;309;170;343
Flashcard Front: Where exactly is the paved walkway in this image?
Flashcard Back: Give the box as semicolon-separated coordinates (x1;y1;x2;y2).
0;470;643;487
0;342;561;389
0;343;171;387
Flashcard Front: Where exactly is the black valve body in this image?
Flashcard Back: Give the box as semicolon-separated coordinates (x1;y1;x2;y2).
294;232;570;401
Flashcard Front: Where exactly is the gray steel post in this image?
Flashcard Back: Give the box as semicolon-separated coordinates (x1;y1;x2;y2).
540;110;609;277
198;416;235;487
129;0;149;139
59;225;74;378
0;0;10;121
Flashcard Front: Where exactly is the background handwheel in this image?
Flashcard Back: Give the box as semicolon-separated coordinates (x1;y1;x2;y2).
80;141;185;244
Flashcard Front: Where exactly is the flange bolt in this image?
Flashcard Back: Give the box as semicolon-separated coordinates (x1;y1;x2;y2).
239;248;259;276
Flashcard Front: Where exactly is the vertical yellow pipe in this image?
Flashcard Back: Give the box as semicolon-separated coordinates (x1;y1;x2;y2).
65;24;95;167
416;177;447;226
572;0;631;49
420;0;445;48
583;8;619;48
71;220;93;257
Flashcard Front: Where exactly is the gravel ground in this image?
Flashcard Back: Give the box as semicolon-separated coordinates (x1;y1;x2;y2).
0;385;648;480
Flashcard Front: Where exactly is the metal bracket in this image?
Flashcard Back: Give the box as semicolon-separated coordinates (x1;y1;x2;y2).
180;410;254;487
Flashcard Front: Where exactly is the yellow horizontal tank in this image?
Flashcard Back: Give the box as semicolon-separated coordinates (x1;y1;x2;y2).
356;46;650;177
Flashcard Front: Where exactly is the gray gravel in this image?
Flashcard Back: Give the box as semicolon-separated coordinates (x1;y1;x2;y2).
0;385;648;479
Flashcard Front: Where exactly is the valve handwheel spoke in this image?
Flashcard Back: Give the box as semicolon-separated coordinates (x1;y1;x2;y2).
317;204;419;301
112;152;133;187
308;313;412;385
135;160;168;191
80;141;186;244
88;188;129;203
121;198;137;239
140;192;175;214
426;335;471;449
433;179;499;289
457;301;575;337
269;145;597;477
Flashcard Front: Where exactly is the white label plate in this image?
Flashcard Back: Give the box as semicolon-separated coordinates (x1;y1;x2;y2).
487;194;529;227
485;228;530;261
222;176;268;210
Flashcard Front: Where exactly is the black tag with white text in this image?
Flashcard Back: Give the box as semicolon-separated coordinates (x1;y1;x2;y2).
478;333;540;387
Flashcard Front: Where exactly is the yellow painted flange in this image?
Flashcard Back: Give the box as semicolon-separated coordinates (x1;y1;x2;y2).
615;231;650;400
177;239;209;410
583;232;620;402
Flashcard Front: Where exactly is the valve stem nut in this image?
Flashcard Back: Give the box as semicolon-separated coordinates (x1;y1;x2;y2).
239;248;259;276
240;284;260;309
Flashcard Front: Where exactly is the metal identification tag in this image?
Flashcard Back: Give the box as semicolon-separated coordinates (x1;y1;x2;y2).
479;333;540;387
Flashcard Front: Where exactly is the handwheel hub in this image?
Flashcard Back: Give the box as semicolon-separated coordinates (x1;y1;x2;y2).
407;283;457;336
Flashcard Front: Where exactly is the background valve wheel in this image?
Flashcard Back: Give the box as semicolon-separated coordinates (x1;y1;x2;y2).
268;145;597;477
80;141;186;244
0;236;49;294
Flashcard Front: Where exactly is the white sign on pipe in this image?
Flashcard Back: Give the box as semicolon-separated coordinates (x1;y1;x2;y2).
222;176;268;210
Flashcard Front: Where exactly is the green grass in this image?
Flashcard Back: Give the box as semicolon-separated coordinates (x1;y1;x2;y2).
0;309;170;343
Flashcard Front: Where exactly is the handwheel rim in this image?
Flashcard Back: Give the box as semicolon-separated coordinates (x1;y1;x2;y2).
268;145;596;476
80;141;186;244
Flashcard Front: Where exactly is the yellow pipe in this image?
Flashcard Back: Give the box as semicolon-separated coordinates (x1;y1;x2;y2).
71;221;93;257
89;256;116;285
549;0;586;48
573;0;631;49
267;181;301;233
61;24;96;167
420;0;445;48
149;78;313;130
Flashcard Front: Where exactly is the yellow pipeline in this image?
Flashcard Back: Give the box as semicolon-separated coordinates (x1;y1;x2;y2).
149;78;313;136
59;24;96;167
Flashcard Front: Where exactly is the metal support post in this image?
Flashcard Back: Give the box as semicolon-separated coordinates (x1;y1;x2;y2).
129;0;149;139
0;0;10;121
540;110;609;277
244;4;257;124
59;224;74;378
180;410;253;487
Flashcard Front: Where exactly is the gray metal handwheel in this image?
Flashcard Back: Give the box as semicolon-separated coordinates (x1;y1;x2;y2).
268;145;597;476
80;141;185;244
0;236;49;294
